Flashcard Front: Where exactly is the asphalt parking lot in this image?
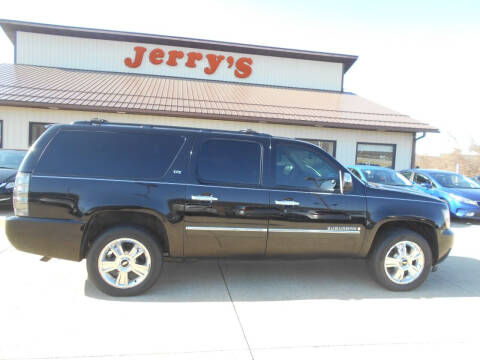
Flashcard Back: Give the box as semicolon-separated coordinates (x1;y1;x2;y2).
1;212;479;360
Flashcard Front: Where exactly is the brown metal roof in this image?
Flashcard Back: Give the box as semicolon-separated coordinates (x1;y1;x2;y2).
0;64;437;133
0;19;358;72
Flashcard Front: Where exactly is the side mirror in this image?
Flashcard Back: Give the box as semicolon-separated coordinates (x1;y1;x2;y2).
342;172;353;193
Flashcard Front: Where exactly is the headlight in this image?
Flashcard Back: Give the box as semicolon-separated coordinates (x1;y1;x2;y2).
5;182;15;189
449;193;478;206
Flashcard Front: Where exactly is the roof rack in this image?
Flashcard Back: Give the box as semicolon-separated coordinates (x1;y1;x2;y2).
71;119;271;137
239;129;259;134
73;118;108;125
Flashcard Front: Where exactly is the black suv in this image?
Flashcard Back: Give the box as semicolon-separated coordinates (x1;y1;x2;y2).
7;121;453;296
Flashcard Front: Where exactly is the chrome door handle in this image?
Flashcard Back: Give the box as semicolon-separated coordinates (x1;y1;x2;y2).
191;195;218;201
275;200;300;206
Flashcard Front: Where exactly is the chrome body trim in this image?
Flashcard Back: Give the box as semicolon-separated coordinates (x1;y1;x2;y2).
191;195;218;201
269;228;361;234
186;226;267;232
275;200;300;206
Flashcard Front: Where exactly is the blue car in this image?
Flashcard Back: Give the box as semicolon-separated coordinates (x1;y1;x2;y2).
347;165;423;192
400;169;480;219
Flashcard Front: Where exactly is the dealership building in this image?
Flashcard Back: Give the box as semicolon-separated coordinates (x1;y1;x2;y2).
0;20;436;169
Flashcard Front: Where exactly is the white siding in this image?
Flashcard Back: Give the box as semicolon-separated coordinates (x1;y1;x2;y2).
0;106;413;169
16;32;343;91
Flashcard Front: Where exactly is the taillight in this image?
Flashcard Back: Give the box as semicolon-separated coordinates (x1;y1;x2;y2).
13;172;30;217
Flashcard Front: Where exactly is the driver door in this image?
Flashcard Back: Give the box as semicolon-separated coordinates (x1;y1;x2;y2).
266;140;367;256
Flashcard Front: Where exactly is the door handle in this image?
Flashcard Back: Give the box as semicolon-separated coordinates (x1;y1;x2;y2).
191;195;218;201
275;200;300;206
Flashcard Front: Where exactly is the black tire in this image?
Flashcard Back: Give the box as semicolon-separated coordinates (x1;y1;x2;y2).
86;226;163;296
367;228;432;291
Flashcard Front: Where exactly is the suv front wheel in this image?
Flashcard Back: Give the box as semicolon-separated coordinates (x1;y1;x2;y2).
86;226;163;296
368;228;432;291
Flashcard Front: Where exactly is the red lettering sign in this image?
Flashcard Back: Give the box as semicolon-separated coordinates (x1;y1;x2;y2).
123;46;253;79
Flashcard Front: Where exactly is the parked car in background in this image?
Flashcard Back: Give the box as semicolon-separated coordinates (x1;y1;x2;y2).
347;165;424;192
0;149;28;207
470;176;480;185
401;169;480;219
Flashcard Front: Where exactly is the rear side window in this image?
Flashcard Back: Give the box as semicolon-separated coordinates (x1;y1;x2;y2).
196;139;262;186
35;130;185;180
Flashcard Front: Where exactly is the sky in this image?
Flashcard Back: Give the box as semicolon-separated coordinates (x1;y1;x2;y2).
0;0;479;155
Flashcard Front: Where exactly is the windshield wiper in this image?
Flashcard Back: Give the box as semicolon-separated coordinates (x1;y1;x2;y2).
0;166;15;169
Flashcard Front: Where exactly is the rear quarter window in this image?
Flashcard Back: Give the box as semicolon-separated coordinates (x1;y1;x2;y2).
34;130;185;180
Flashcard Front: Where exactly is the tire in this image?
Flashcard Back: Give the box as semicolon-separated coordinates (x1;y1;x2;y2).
367;228;432;291
86;226;163;296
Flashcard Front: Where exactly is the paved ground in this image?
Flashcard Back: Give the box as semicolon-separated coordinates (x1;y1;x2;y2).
1;212;479;359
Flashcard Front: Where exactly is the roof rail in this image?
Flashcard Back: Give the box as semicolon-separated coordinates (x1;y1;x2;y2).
70;119;271;137
239;129;259;134
73;118;109;125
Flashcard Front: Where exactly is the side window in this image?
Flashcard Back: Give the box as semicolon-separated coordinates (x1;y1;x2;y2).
349;168;362;179
35;130;185;180
414;173;434;187
197;139;262;186
400;171;412;181
297;139;336;157
275;142;339;192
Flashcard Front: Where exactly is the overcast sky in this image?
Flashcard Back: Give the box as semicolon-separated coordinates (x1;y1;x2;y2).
1;0;479;155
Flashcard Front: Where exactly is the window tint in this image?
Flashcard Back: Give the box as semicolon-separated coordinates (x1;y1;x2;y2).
197;139;261;185
356;143;396;168
35;130;185;180
275;142;339;191
349;168;362;179
413;173;434;187
297;139;336;157
400;171;412;181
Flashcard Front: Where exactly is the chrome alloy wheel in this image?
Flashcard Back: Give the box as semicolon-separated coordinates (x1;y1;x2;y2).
384;240;425;285
98;238;151;289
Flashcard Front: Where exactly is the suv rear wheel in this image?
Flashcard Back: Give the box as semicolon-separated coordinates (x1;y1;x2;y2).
368;228;432;291
86;226;163;296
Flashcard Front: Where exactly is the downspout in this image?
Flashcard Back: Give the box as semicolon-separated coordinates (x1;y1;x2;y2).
411;132;426;168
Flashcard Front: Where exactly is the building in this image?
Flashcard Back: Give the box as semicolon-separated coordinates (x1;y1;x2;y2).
0;19;437;169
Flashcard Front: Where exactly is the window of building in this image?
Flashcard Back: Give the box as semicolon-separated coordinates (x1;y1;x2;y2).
35;130;186;180
356;142;396;168
275;142;340;192
0;120;3;148
29;122;53;146
298;138;336;157
197;139;262;186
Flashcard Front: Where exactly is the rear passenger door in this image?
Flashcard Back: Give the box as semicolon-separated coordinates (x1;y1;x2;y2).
183;135;270;257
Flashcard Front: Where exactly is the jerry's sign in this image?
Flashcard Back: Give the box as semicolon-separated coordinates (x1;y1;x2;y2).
124;46;253;79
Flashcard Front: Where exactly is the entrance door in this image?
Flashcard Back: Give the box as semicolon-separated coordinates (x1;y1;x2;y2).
267;140;367;256
184;136;270;256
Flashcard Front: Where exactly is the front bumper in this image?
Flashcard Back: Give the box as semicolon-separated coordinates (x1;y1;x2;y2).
6;216;85;261
450;202;480;219
435;228;454;265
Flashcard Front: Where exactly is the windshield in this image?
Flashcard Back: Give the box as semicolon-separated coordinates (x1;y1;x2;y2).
360;168;412;186
429;172;480;189
0;150;27;170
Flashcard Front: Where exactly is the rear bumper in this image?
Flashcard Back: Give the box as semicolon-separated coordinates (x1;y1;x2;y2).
435;228;454;265
6;216;85;261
